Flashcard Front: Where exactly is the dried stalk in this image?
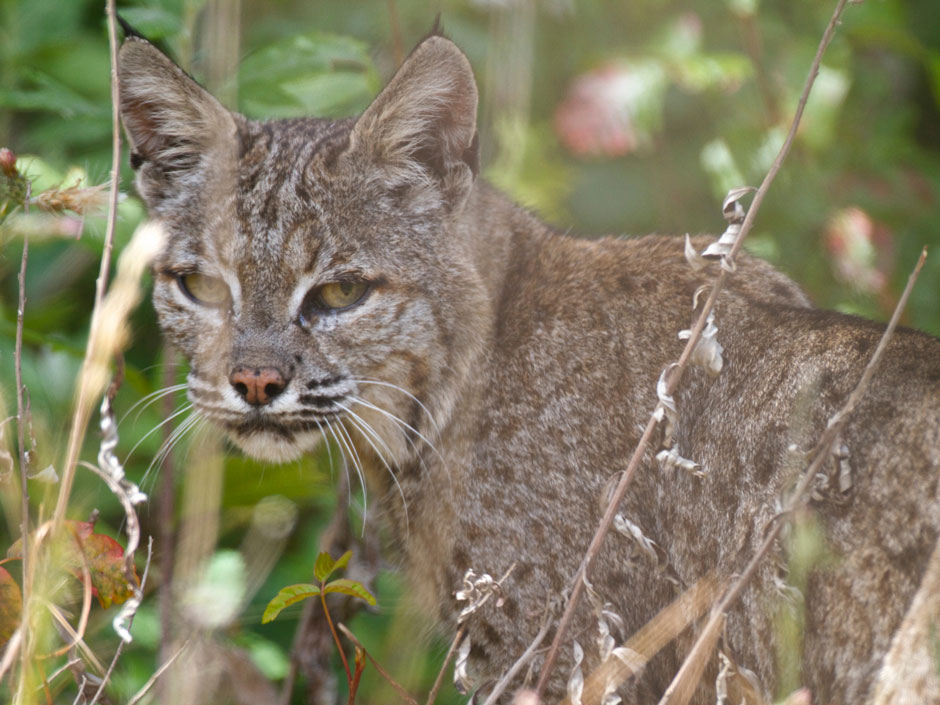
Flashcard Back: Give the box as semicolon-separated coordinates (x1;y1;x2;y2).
53;0;123;524
88;537;154;705
559;576;721;705
157;346;178;686
534;0;855;695
426;625;466;705
657;247;928;705
481;611;554;705
14;181;30;677
125;642;188;705
337;624;419;705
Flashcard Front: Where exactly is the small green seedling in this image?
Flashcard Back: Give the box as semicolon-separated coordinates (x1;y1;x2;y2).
263;550;376;703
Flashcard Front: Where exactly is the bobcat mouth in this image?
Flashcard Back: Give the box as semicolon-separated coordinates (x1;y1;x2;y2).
228;409;342;438
225;414;332;463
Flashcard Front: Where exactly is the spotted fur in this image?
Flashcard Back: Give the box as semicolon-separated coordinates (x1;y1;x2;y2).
120;33;940;704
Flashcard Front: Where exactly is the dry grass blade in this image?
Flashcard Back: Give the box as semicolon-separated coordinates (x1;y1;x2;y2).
657;612;725;705
13;184;30;678
44;601;106;675
52;0;126;526
31;183;108;216
559;575;721;705
53;220;166;525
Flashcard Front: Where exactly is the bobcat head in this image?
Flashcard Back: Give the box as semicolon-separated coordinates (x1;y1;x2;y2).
118;34;486;464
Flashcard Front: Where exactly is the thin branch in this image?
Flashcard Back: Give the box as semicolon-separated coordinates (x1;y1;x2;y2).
320;588;352;683
158;345;178;681
656;247;927;705
534;0;855;695
481;611;554;705
14;179;30;675
125;642;188;705
426;625;466;705
337;624;419;705
53;0;123;524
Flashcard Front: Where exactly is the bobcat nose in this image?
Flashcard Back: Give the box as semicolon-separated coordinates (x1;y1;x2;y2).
229;366;288;406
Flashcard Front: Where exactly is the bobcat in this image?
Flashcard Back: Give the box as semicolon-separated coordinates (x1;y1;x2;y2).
118;28;940;705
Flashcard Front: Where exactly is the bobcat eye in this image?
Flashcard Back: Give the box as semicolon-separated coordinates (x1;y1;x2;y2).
178;272;230;307
302;280;370;319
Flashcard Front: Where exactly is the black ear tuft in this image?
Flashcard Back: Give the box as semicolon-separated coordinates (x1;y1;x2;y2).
429;13;445;38
462;132;479;178
116;13;146;40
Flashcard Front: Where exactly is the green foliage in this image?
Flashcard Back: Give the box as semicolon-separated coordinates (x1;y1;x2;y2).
264;550;375;624
262;583;321;624
314;548;351;583
238;32;379;119
0;0;939;702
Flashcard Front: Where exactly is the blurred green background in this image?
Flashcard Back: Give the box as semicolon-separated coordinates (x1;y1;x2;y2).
1;0;939;703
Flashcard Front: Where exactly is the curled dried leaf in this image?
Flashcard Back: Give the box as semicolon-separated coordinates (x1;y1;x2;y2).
455;565;514;623
684;235;708;271
656;446;705;478
703;186;754;260
678;310;723;376
454;634;473;694
567;641;585;705
27;464;58;483
653;365;679;446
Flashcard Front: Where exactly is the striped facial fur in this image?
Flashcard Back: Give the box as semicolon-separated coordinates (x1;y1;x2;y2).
119;35;484;466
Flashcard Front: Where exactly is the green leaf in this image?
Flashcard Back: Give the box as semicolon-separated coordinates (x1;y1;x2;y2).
238;32;378;119
117;7;182;39
323;578;376;606
262;583;320;624
314;550;351;583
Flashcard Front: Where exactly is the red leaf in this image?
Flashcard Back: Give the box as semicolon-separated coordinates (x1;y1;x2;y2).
0;566;22;647
7;520;139;609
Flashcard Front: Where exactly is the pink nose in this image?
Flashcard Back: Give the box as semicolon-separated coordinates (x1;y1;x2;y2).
229;366;287;406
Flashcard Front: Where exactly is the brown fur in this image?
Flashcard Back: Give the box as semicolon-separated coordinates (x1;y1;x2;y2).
119;33;940;704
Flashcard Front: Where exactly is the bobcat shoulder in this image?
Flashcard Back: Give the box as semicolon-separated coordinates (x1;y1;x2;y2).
119;29;940;704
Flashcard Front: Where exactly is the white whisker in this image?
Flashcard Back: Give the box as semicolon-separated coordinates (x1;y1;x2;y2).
141;411;203;492
349;395;446;469
338;402;410;536
333;421;369;535
347;378;442;438
120;383;189;425
123;401;193;465
325;423;353;507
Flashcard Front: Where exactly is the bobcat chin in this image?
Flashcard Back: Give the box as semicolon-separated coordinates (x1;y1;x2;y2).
119;28;940;705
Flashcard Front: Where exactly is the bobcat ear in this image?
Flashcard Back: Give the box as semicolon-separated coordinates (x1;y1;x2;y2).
349;36;479;204
118;38;236;204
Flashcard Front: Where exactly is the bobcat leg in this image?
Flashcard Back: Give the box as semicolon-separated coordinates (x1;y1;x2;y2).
870;539;940;705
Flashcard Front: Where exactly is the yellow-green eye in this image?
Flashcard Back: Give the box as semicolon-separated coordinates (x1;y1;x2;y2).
179;272;229;306
316;280;369;310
